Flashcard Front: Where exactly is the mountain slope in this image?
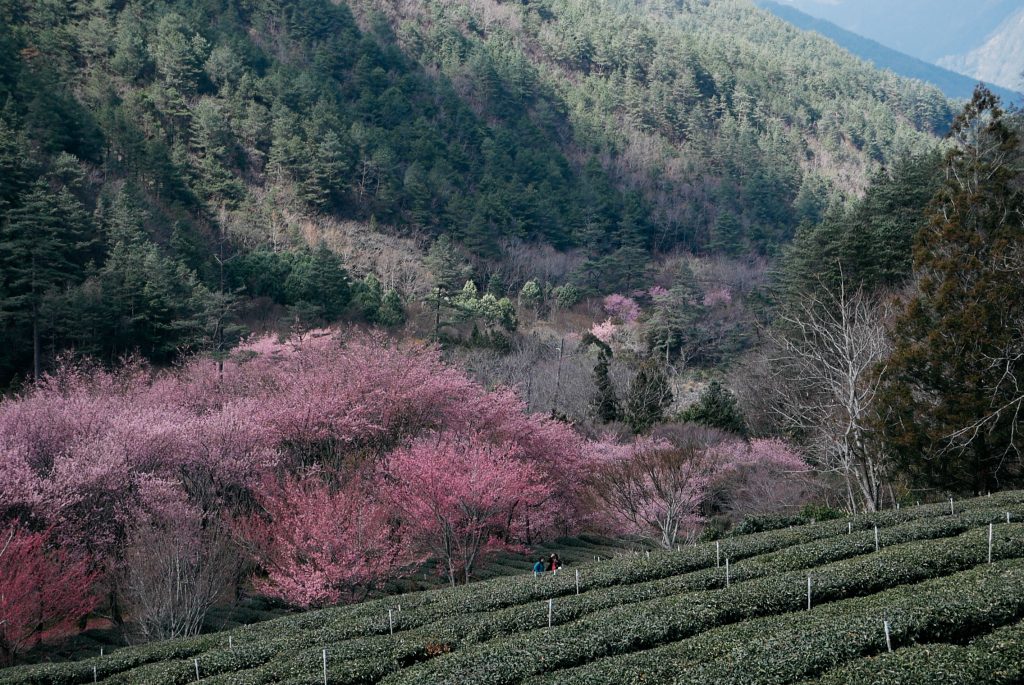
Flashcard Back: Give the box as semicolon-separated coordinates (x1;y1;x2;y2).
0;0;952;384
758;0;1024;104
938;8;1024;92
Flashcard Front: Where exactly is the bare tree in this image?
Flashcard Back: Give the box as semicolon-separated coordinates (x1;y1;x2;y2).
766;280;892;512
120;516;240;643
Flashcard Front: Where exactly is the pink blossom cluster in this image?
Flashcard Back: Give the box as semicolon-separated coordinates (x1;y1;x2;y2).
702;287;734;308
0;330;588;612
603;293;641;324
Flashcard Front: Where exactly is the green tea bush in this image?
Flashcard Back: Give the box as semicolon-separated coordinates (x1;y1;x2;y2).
807;618;1024;685
527;560;1024;685
382;525;1024;685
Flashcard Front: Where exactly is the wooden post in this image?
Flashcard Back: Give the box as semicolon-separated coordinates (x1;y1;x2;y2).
874;525;879;552
848;522;852;534
807;575;812;611
194;658;200;682
716;541;721;567
322;649;328;685
989;523;994;564
229;636;233;650
884;621;892;652
950;497;954;515
388;609;394;635
548;599;553;628
575;569;580;595
725;558;730;588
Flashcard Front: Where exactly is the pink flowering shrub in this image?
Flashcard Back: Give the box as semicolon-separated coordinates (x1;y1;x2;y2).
603;294;641;323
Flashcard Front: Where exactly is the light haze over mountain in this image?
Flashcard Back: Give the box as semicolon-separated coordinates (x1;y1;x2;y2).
774;0;1024;91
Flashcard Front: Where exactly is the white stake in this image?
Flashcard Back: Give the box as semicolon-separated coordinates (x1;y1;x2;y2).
388;608;394;635
646;550;650;559
548;598;553;628
989;523;994;564
93;666;97;683
883;620;892;652
229;635;233;650
874;525;879;552
848;522;852;534
725;558;730;588
322;648;327;685
950;497;954;515
194;658;200;682
1008;512;1012;523
807;575;812;610
575;569;580;595
716;541;721;567
100;648;104;657
896;503;900;510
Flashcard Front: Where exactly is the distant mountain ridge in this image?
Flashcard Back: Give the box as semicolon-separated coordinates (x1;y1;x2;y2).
938;8;1024;93
768;0;1020;64
758;0;1024;104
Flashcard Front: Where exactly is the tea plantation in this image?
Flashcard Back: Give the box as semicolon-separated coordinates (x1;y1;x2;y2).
3;493;1024;685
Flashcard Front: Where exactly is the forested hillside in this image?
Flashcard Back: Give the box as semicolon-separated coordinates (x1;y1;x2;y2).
0;0;952;385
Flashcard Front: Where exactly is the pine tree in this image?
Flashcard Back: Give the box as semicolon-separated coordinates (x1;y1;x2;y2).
709;210;743;255
0;182;93;378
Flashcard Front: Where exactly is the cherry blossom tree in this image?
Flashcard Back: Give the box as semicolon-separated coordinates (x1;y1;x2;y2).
383;433;551;587
603;294;641;324
591;439;715;548
0;525;97;664
238;472;413;607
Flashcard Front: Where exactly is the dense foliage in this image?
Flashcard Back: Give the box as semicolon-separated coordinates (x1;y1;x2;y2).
0;0;950;384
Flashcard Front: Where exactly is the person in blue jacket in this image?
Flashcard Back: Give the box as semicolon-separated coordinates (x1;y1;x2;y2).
533;557;546;577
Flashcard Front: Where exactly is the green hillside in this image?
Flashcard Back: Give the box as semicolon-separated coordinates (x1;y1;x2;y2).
3;491;1023;684
0;0;953;385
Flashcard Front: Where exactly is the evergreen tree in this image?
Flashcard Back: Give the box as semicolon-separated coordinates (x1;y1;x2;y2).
880;88;1024;493
709;210;743;256
679;380;747;436
644;261;703;363
377;288;405;327
591;348;621;424
624;358;673;434
0;182;93;378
